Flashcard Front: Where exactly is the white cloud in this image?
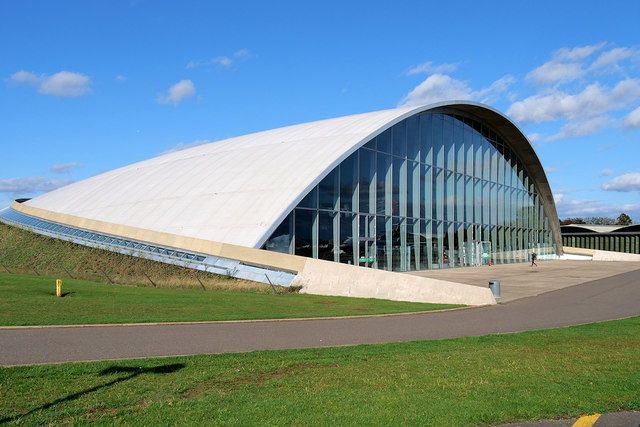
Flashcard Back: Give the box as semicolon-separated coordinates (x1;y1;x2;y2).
623;106;640;128
399;73;517;107
38;71;91;97
155;80;196;105
526;43;606;86
5;70;39;86
159;139;211;155
399;74;472;106
475;75;516;103
507;79;640;124
546;116;609;141
527;62;585;86
599;169;615;176
602;172;640;192
545;167;557;174
186;55;236;69
116;75;127;81
49;162;85;174
0;177;74;195
556;43;607;61
407;61;459;76
590;47;638;71
234;48;249;57
5;70;91;97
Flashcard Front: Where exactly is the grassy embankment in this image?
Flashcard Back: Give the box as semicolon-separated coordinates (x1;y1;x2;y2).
1;316;639;425
0;273;459;325
0;222;461;324
0;221;281;292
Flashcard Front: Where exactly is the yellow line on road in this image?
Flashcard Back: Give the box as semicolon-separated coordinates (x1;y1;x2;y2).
572;413;601;427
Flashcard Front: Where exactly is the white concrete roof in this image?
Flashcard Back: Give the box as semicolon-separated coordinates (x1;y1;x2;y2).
26;104;428;248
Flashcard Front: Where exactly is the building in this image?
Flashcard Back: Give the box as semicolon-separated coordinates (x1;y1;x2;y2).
562;224;640;254
0;101;563;305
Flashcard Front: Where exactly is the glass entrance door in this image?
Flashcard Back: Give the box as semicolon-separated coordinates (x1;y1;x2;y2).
359;215;376;268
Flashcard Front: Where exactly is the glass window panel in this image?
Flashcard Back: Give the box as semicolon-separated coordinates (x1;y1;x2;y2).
498;184;505;227
298;186;317;209
339;212;357;265
420;113;433;165
421;164;432;220
454;121;464;174
376;215;392;271
340;152;357;212
377;128;391;154
496;144;505;185
456;174;464;223
433;167;443;221
358;148;375;214
420;219;432;270
407;160;420;218
433;114;444;168
264;213;293;254
491;144;498;183
491;183;497;225
294;209;315;258
443;115;454;171
319;169;338;210
464;126;473;176
483;137;491;181
465;176;473;223
364;137;376;150
482;181;490;225
442;221;454;268
518;160;525;190
376;152;392;215
407;218;420;271
474;178;482;224
474;131;483;179
432;220;443;269
392;121;407;158
391;217;405;271
445;170;454;222
392;157;406;217
318;211;337;261
406;115;420;161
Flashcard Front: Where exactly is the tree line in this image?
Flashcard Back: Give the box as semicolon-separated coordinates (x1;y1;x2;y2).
560;213;633;226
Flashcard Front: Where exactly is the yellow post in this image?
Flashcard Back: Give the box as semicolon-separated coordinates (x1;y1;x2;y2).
56;279;62;297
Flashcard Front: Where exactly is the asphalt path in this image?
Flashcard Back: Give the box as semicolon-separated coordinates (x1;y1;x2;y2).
1;268;639;366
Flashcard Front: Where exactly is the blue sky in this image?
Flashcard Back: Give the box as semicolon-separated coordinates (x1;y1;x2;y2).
2;0;639;222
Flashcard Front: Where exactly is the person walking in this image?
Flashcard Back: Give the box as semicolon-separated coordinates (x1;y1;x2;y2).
531;252;537;267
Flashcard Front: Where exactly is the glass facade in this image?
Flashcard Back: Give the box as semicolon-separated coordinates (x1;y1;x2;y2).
262;110;558;271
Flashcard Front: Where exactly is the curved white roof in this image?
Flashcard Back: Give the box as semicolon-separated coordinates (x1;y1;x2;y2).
25;101;562;251
26;105;426;247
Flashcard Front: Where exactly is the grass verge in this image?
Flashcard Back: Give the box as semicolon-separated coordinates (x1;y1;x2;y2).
1;317;639;425
0;221;281;292
0;273;460;325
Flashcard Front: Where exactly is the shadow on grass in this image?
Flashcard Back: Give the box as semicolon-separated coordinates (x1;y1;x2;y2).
1;363;184;424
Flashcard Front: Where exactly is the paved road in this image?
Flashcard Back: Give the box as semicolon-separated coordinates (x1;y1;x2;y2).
1;268;639;366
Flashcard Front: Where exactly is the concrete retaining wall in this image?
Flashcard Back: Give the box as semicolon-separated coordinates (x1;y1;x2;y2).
293;258;496;306
593;250;640;262
562;246;640;262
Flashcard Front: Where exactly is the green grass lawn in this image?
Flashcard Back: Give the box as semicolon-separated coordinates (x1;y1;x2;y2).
1;317;639;426
0;273;461;325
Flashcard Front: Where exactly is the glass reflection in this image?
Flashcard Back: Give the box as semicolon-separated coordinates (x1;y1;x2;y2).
262;110;558;272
